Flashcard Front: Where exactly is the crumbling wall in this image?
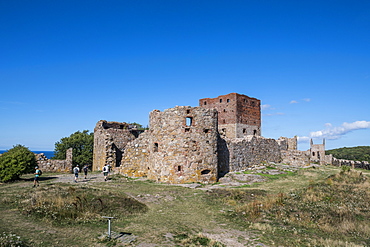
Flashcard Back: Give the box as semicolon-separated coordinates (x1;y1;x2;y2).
281;150;310;166
121;106;219;184
221;135;283;172
310;139;326;165
278;136;297;150
36;148;73;172
332;157;370;169
119;131;150;177
93;120;140;171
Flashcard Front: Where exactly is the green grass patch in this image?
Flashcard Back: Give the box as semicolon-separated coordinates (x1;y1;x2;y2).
256;170;296;179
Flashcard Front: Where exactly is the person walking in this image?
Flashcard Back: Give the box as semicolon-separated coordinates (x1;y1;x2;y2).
83;165;89;179
33;166;41;187
102;164;109;181
73;165;80;183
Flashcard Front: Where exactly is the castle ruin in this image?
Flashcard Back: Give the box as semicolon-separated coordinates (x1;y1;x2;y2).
92;92;361;184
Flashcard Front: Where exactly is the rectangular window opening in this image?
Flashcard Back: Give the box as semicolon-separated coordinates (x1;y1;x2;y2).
154;143;159;152
186;117;193;126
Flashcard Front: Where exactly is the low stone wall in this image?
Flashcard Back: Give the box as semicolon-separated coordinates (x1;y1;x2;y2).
223;135;283;172
36;148;73;173
332;157;370;170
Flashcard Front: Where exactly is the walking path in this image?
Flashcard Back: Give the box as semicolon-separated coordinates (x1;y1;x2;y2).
40;172;108;184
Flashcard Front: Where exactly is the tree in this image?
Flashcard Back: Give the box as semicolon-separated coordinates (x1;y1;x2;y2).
0;145;37;182
53;130;94;166
130;122;149;130
326;146;370;163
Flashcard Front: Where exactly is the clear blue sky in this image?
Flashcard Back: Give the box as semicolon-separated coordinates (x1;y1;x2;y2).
1;0;369;151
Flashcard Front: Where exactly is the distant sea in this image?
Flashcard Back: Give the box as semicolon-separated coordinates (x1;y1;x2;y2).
0;150;54;159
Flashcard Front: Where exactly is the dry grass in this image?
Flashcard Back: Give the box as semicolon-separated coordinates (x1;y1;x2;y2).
18;184;148;224
219;167;370;246
1;166;369;246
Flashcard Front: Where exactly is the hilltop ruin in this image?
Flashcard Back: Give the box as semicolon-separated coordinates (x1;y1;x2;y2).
92;92;368;184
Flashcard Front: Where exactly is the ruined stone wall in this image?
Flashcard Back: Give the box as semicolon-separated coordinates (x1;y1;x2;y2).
119;131;150;177
36;148;73;172
278;136;297;150
138;106;219;184
93;120;139;171
309;140;326;164
281;150;310;166
332;157;370;169
199;93;261;138
220;135;283;172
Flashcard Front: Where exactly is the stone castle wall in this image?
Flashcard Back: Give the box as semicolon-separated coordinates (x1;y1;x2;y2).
222;136;284;172
93;120;141;171
281;150;310;166
36;148;73;172
119;106;219;184
331;157;370;170
119;131;150;177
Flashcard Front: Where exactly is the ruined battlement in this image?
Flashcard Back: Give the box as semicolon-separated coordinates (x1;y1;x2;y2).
93;120;143;171
92;93;308;184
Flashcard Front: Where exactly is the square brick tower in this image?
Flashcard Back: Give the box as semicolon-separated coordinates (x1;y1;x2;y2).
199;93;261;138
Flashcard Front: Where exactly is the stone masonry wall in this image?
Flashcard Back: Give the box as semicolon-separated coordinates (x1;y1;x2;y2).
199;93;261;138
119;131;150;177
278;136;298;150
36;148;73;172
143;106;219;184
281;150;310;166
93;120;140;171
331;157;370;170
220;135;284;172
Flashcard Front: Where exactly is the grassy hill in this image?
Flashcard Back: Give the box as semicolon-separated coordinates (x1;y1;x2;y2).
1;165;370;246
326;146;370;162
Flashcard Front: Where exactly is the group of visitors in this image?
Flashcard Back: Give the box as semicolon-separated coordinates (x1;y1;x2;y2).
33;163;112;186
73;164;90;183
73;164;111;182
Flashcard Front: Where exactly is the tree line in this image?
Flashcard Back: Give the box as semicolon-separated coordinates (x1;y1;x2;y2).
326;146;370;163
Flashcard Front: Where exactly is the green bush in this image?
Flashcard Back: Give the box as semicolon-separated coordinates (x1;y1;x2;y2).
0;145;37;182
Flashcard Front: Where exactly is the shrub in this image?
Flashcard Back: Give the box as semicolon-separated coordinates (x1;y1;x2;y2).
0;145;37;182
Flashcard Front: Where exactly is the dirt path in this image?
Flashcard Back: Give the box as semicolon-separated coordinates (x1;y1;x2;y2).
39;172;108;184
